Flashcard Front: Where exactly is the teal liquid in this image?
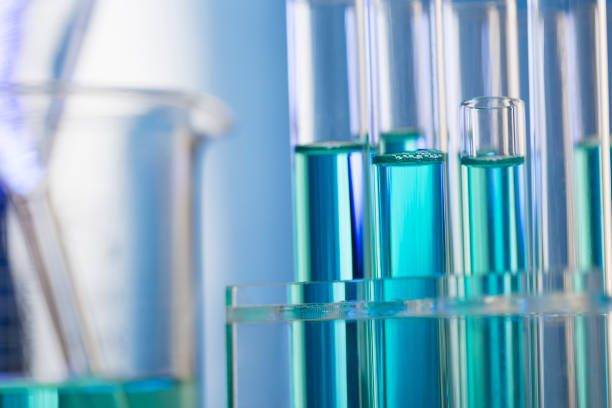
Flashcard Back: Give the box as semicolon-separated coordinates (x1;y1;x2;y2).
0;377;194;408
378;129;422;154
373;150;446;277
459;154;526;407
292;142;366;407
460;155;526;274
574;140;604;269
572;140;607;407
291;320;361;407
293;142;366;281
371;149;446;406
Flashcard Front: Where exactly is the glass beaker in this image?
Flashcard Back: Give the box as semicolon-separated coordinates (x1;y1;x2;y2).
0;83;230;407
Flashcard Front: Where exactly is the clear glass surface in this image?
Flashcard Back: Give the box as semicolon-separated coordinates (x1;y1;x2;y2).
368;0;439;150
286;0;368;147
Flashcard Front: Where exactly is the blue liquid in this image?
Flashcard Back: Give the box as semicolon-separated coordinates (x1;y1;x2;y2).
371;149;446;406
573;140;604;269
373;150;447;278
378;129;422;154
0;377;194;408
291;320;360;407
460;155;526;275
292;142;366;407
293;142;366;281
459;154;527;407
570;140;607;407
374;290;442;406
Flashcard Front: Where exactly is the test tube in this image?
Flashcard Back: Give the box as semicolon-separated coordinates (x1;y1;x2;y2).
369;0;446;277
286;0;369;406
460;97;527;275
530;0;610;274
437;3;532;405
458;96;528;407
529;0;610;405
439;0;530;273
367;0;446;405
287;0;369;282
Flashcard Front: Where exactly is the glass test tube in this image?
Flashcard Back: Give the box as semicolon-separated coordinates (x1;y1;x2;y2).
530;0;610;273
287;0;369;282
440;0;531;273
369;0;446;278
606;2;612;405
529;1;610;406
286;0;369;406
460;97;527;275
367;0;446;406
458;96;528;407
438;3;532;405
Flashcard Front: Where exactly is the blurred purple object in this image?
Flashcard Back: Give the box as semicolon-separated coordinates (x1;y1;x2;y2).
0;0;42;194
0;0;96;194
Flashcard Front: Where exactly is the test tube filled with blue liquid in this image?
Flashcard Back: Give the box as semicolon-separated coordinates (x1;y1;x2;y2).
458;96;528;407
368;0;447;404
530;0;611;405
286;0;369;405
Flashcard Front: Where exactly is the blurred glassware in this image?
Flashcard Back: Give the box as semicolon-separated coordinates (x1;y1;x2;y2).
0;0;96;83
0;1;97;381
0;83;230;407
0;0;96;193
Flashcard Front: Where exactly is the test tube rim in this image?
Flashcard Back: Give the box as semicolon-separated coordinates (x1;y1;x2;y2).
461;95;524;111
